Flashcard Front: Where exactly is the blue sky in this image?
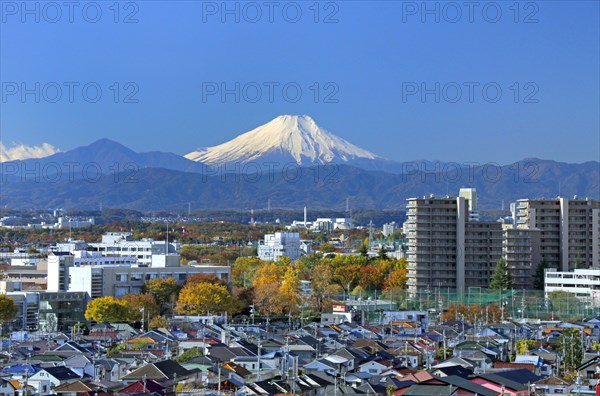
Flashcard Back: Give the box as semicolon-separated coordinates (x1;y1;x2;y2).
1;0;598;163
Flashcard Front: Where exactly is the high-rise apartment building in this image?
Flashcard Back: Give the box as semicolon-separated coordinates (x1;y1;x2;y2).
405;194;502;294
502;226;541;289
516;197;600;271
459;188;480;222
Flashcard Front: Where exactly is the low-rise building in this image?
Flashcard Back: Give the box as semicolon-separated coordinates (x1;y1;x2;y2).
544;268;600;305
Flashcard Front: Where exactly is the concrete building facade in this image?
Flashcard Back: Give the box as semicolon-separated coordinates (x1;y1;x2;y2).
258;232;302;261
502;227;542;289
88;232;180;266
517;197;600;271
405;195;502;294
47;253;230;298
545;268;600;306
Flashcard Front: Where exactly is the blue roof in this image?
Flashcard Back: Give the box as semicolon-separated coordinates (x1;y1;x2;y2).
2;364;40;374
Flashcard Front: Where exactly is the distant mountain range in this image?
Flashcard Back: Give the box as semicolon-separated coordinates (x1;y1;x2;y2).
1;115;598;211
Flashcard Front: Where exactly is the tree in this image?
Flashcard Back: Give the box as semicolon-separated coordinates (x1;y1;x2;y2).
548;290;580;317
442;303;503;323
120;293;159;323
280;266;301;314
516;339;539;355
85;297;129;323
489;258;513;290
145;278;180;312
310;262;339;311
533;260;549;290
377;247;389;260
232;257;263;287
252;262;285;316
557;328;583;372
0;295;17;324
149;315;169;329
176;282;234;315
434;347;453;360
333;263;360;292
176;347;203;363
253;281;284;317
384;260;409;291
320;243;336;253
185;273;227;287
358;265;384;291
358;244;369;258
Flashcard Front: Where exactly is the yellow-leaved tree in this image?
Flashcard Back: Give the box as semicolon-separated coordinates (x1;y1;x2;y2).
176;282;233;315
85;296;129;323
280;265;301;314
253;263;284;317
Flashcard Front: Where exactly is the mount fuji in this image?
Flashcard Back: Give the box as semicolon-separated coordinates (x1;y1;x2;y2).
185;115;394;170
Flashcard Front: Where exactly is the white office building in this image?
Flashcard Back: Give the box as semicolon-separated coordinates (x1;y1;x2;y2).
545;268;600;306
258;232;302;261
47;253;230;299
88;232;180;266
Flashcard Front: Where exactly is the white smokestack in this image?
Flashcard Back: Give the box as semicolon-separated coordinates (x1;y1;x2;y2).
304;206;307;227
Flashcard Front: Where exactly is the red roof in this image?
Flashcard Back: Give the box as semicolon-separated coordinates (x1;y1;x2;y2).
119;379;165;395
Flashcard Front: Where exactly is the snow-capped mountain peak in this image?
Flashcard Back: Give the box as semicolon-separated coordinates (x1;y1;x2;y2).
185;115;382;166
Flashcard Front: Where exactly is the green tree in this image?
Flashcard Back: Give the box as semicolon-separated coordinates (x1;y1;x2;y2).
434;347;453;360
0;295;17;324
320;243;336;253
358;244;369;258
489;258;513;290
533;260;549;290
377;247;389;260
548;290;580;317
176;347;203;363
557;328;583;372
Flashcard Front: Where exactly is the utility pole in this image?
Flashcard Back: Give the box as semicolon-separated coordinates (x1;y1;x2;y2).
257;342;262;381
217;363;221;395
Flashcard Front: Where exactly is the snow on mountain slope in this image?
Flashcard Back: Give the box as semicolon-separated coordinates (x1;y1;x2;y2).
185;115;383;166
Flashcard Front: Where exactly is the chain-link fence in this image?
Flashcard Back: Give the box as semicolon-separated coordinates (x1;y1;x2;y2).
327;288;599;323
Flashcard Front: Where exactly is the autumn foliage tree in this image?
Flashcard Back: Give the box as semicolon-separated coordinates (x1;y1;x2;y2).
120;293;160;322
383;259;409;291
149;315;169;329
310;261;342;311
231;257;264;287
252;263;285;316
176;282;234;315
145;278;180;313
442;303;503;323
186;273;227;287
85;296;130;323
280;266;301;314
